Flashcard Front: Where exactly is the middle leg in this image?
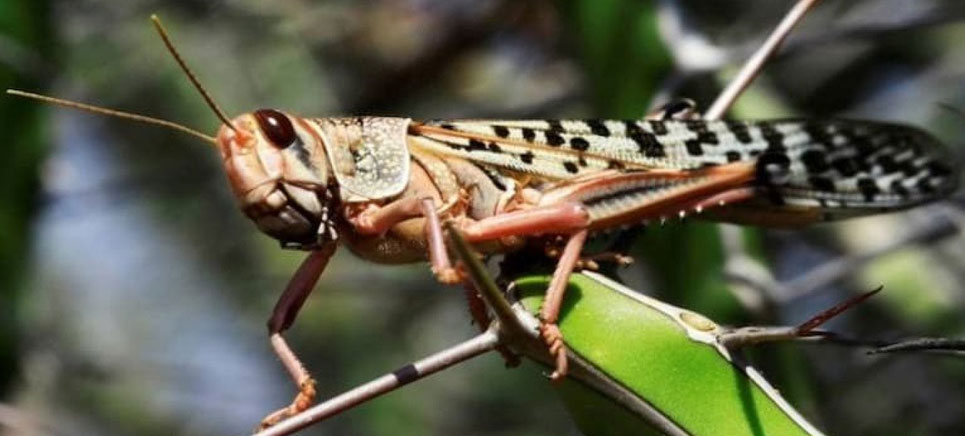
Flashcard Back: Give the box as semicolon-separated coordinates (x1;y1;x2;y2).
539;229;588;380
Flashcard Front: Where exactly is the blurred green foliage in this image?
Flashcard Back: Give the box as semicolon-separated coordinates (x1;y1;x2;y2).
0;0;52;394
556;0;671;117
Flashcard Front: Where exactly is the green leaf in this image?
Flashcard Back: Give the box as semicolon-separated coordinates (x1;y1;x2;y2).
515;273;820;436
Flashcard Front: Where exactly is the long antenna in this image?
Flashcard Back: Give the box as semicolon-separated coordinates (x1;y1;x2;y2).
150;14;236;132
6;89;217;144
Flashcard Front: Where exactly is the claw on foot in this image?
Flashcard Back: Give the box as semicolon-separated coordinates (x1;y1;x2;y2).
539;323;568;382
258;378;317;430
574;259;599;271
584;252;634;267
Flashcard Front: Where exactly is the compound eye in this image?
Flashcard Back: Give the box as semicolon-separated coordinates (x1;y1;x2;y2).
253;109;296;148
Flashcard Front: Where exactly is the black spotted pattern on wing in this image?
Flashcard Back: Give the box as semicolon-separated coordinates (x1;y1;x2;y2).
522;128;536;142
520;151;535;164
426;119;752;171
800;149;830;174
759;124;786;152
415;119;957;215
685;139;703;156
587;119;611;136
756;152;791;186
727;121;754;144
625;121;665;157
409;127;615;179
570;137;590;151
755;119;957;215
545;131;565;146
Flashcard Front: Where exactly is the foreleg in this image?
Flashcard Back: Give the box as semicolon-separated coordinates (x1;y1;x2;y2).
260;245;337;430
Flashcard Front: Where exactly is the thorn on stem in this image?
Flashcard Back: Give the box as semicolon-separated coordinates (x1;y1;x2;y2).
797;286;883;334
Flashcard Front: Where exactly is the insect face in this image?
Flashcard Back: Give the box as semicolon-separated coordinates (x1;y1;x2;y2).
218;110;338;249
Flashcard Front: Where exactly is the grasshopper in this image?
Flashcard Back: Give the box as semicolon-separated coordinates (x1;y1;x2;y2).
8;14;958;429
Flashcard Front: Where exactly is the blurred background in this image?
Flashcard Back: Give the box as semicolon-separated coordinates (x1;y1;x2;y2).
2;0;964;435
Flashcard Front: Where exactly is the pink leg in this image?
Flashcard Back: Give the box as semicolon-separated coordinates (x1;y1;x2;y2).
420;198;461;284
455;201;593;378
349;197;426;236
447;204;593;378
460;202;590;242
540;229;588;381
260;244;337;430
349;197;461;284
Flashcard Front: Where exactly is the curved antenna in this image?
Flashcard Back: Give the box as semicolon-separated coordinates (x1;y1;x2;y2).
7;89;217;144
150;14;236;132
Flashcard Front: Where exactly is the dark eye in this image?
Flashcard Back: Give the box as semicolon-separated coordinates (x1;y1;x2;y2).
254;109;296;148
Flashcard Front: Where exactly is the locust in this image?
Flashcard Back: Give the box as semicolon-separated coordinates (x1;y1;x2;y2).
8;15;958;430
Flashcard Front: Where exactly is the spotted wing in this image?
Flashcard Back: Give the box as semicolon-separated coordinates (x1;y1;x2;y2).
409;118;957;220
410;119;713;180
728;119;957;218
